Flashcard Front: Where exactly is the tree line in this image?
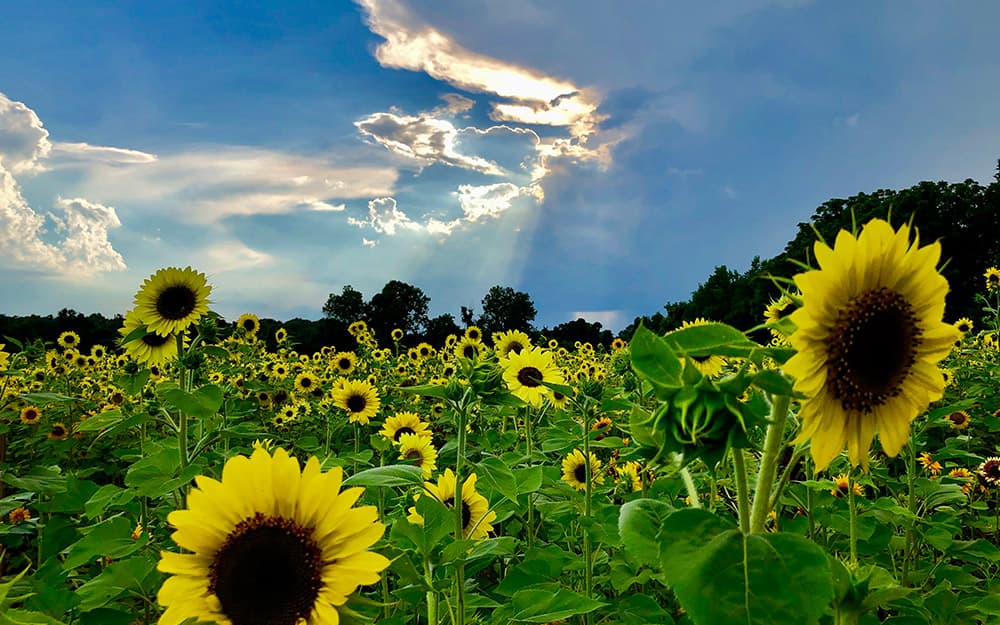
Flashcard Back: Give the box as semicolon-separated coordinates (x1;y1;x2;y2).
3;161;998;354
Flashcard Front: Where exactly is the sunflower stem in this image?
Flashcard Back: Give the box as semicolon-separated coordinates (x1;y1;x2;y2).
902;439;917;585
732;449;750;534
582;400;594;625
749;393;791;533
452;392;470;625
680;467;702;509
848;469;859;570
524;405;535;550
175;334;190;492
424;557;438;625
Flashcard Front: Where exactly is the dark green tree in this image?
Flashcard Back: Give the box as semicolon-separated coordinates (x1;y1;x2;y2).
367;280;430;343
477;285;537;336
544;318;613;348
425;313;461;347
322;285;368;325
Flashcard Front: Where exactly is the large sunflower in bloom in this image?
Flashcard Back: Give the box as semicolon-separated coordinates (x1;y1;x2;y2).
561;449;605;491
379;411;431;443
407;468;495;540
157;448;389;625
783;219;960;471
134;267;212;336
501;347;565;407
331;379;381;425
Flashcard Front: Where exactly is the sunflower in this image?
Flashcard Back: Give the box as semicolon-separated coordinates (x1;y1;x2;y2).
120;310;180;366
133;267;212;336
390;328;404;342
946;410;970;430
156;448;389;625
615;461;643;492
464;326;483;342
416;342;434;359
782;219;960;471
611;337;626;352
398;433;438;477
332;352;357;375
294;372;319;395
8;507;30;525
236;313;260;336
453;336;484;361
977;457;1000;487
379;411;432;443
19;406;42;425
347;321;368;337
492;330;532;358
502;347;565;407
561;449;604;492
674;318;727;376
953;317;973;336
331;379;380;425
407;468;496;540
829;474;864;497
91;345;107;359
57;331;81;349
984;267;1000;292
48;423;69;440
275;327;288;343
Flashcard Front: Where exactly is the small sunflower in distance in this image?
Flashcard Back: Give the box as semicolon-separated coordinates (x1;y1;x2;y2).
829;474;864;498
946;410;970;430
390;328;404;342
156;448;389;625
379;411;432;443
398;433;438;477
782;219;960;472
332;351;357;375
332;379;381;424
19;406;42;425
133;267;212;336
953;317;973;336
407;469;496;540
984;267;1000;292
561;449;604;492
453;336;484;361
57;331;81;350
978;457;1000;487
236;313;260;336
502;346;564;407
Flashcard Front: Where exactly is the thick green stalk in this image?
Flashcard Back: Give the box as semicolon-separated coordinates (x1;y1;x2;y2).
901;440;917;585
424;558;438;625
681;467;702;509
848;470;859;570
453;396;469;625
732;449;751;534
524;406;536;550
749;394;791;533
582;403;594;625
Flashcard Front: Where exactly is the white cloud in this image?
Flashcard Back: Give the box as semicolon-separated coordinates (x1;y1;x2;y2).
362;237;378;248
349;196;423;236
192;240;274;273
454;182;523;221
74;146;398;223
0;93;126;277
0;92;52;174
571;310;623;329
51;142;157;164
355;111;505;175
437;93;475;114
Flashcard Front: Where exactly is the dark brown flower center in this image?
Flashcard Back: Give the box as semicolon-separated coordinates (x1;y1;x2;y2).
299;377;313;388
574;462;587;484
394;426;416;442
517;366;543;387
506;341;524;355
51;425;66;437
338;358;352;370
462;344;477;359
210;513;322;625
826;287;921;412
346;393;367;413
442;496;472;530
983;460;1000;481
142;331;171;347
156;285;198;320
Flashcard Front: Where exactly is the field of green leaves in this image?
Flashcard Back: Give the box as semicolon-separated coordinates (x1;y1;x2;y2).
2;218;1000;625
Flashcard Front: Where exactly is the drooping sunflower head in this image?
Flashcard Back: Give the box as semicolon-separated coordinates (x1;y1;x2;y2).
397;433;438;477
783;219;960;471
560;449;605;492
331;378;381;424
501;346;565;407
157;448;389;625
133;267;212;337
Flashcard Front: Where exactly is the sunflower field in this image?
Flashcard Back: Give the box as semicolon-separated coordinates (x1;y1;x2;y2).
2;218;1000;625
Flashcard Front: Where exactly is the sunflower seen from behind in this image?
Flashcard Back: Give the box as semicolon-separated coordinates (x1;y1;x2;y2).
133;267;212;336
782;219;960;472
157;448;389;625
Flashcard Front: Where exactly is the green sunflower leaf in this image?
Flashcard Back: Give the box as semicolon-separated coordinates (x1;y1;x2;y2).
161;384;224;418
502;587;606;623
629;325;681;388
342;465;425;488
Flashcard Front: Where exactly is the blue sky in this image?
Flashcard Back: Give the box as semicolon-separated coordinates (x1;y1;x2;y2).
1;1;998;332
